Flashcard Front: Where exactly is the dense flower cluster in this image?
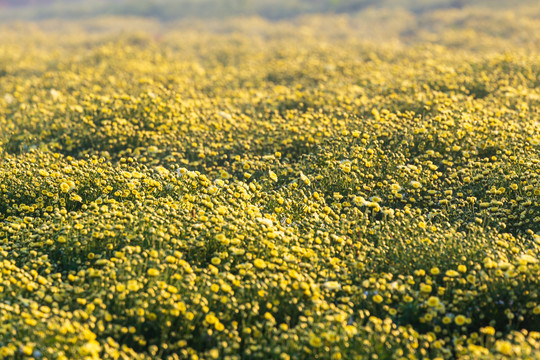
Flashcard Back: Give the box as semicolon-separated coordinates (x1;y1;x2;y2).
1;9;540;360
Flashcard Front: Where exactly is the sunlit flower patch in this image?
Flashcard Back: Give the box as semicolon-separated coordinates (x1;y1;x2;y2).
1;8;540;360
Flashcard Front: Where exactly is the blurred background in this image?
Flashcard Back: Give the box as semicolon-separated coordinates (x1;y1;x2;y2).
0;0;538;22
1;0;539;53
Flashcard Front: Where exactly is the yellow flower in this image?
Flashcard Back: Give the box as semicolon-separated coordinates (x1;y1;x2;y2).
518;254;537;265
0;347;14;357
323;281;341;291
70;193;82;202
495;340;513;356
220;170;230;180
207;349;219;359
339;161;351;173
269;170;278;182
147;268;160;277
455;315;466;326
372;294;383;303
215;233;229;246
300;172;311;186
24;318;37;326
426;296;440;307
254;258;266;269
205;314;217;325
480;326;496;336
309;334;322;347
264;312;275;322
21;345;33;356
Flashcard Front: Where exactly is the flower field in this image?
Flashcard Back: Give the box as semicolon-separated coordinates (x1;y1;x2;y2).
1;6;540;360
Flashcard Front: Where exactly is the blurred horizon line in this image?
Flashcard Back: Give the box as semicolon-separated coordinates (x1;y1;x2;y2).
1;0;537;23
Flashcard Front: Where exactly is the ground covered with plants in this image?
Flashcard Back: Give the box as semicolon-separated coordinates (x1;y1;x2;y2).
1;5;540;360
